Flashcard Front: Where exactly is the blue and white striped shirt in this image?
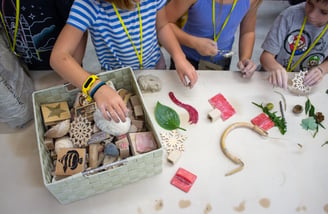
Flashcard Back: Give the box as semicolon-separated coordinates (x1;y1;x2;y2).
68;0;166;70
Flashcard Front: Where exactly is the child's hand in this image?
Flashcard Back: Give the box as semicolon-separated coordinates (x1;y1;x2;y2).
175;59;198;88
304;66;324;86
268;68;288;89
93;84;128;123
195;38;218;56
237;59;257;78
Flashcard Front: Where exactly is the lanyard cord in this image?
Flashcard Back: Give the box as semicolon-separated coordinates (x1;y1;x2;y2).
113;3;143;69
0;0;20;55
287;16;328;72
286;17;306;72
213;0;237;42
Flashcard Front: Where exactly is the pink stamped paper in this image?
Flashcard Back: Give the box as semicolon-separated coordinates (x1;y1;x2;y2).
251;113;275;131
208;93;236;121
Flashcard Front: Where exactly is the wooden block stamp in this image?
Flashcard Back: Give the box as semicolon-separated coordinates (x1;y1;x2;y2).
129;95;140;107
115;137;130;159
167;150;182;165
128;132;157;155
55;148;86;176
133;105;144;119
75;102;96;122
131;119;144;131
41;101;71;126
43;138;54;151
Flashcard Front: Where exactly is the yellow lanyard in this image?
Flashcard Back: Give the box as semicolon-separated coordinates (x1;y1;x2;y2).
0;0;20;55
287;16;328;72
113;3;143;69
213;0;237;42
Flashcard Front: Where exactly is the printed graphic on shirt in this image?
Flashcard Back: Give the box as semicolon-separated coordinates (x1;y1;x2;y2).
1;2;57;65
300;53;325;71
283;29;326;71
284;30;311;55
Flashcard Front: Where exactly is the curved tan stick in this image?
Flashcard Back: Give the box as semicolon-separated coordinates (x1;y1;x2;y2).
220;122;268;176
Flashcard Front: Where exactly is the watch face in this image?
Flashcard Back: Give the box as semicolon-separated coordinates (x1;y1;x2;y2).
84;77;93;88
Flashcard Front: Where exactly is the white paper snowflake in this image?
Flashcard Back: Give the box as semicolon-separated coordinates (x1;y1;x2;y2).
290;70;311;94
160;130;187;153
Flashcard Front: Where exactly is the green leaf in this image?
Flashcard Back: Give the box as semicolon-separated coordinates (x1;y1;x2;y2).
301;117;318;130
319;122;326;129
252;102;287;135
302;98;325;138
321;141;328;147
305;99;311;114
309;105;315;117
155;101;186;131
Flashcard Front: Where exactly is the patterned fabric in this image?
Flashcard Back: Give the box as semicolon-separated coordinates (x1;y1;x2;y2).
68;0;166;70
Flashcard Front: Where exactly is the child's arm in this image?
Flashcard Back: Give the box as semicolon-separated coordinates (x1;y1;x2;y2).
237;0;262;78
73;31;88;66
260;50;288;89
165;0;218;57
50;24;128;122
304;60;328;86
165;0;195;23
156;6;198;87
169;23;218;57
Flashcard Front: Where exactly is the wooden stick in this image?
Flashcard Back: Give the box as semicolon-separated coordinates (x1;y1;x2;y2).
220;122;268;176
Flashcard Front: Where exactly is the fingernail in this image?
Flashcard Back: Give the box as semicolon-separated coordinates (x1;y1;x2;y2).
106;111;111;118
184;76;191;86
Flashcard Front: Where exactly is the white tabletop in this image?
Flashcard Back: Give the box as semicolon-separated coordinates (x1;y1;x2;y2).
1;70;328;214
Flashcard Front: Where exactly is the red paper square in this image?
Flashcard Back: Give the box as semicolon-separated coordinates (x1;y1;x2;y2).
251;113;275;131
170;168;197;192
208;93;236;121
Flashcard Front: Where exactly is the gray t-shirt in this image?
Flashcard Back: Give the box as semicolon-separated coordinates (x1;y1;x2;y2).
261;2;328;72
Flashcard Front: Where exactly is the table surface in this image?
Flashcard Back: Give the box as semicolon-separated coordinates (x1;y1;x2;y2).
1;70;328;214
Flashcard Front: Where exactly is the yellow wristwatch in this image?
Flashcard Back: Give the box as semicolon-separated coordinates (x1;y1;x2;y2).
82;75;99;101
